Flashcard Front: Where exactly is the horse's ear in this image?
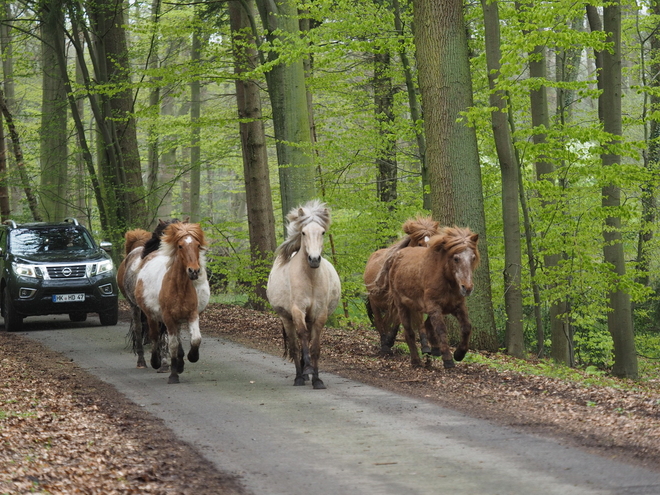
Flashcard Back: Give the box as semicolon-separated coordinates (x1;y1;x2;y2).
298;207;305;217
183;216;190;223
158;219;166;226
470;233;479;244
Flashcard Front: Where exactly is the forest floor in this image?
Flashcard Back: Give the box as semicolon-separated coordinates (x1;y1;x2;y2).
1;301;659;494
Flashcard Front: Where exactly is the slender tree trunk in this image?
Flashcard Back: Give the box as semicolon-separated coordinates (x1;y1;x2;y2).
229;0;277;309
39;0;68;221
393;0;428;209
0;89;41;221
411;0;497;351
189;11;202;222
147;0;162;223
0;105;8;219
255;0;316;221
516;2;571;363
482;0;525;358
374;50;397;205
589;3;638;379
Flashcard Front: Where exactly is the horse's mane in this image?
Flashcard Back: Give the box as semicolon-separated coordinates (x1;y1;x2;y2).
124;229;151;256
370;216;441;293
160;222;208;260
275;200;331;263
142;218;182;259
402;216;440;247
429;226;480;265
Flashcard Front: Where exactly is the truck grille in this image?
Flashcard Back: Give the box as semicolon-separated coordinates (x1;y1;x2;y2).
46;265;87;279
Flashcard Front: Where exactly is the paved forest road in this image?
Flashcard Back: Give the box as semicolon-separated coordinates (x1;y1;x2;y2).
21;317;660;495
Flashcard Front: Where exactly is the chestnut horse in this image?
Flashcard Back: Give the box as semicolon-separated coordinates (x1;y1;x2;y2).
267;200;341;389
363;216;440;356
134;222;210;384
378;227;479;368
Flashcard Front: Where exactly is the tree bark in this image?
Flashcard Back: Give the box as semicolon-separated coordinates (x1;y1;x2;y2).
39;0;68;221
411;0;497;351
230;0;277;309
255;0;316;221
374;50;397;206
589;3;638;379
189;10;202;222
482;0;525;358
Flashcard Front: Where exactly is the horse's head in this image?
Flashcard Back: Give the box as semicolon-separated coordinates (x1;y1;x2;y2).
431;228;480;297
403;216;440;247
162;223;207;280
301;220;326;268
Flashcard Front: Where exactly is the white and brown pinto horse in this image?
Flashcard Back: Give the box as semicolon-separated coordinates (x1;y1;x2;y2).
377;226;479;368
267;200;341;389
363;216;440;356
134;222;210;384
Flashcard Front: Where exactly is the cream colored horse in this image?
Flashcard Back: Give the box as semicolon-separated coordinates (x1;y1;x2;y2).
267;200;341;389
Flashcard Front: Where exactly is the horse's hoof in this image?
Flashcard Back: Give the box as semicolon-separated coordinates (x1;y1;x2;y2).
454;349;467;361
443;359;455;369
293;377;305;386
431;347;441;357
379;346;394;357
157;365;170;373
151;355;161;370
188;347;199;363
302;374;310;382
312;378;326;390
303;365;314;376
168;375;180;384
421;346;432;355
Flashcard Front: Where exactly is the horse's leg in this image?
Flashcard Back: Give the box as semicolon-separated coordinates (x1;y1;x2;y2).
186;315;202;363
130;304;146;368
452;303;473;362
412;312;431;355
309;314;327;390
398;306;422;367
156;328;170;373
424;317;442;357
166;330;181;384
291;306;313;378
282;318;304;386
146;318;163;370
370;296;395;356
428;310;454;368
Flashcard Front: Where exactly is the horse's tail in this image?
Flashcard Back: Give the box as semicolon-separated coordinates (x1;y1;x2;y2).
365;296;375;326
281;323;289;360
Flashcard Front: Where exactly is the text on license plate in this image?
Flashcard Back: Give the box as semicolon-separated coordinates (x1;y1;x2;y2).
53;293;85;303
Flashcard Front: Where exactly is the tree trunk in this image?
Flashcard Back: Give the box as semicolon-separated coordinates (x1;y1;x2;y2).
229;0;277;309
374;50;397;206
189;10;202;222
39;0;68;221
589;3;638;379
482;0;525;358
411;0;498;351
255;0;316;221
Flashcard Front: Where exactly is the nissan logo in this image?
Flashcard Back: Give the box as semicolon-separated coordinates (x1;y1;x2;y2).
62;267;72;277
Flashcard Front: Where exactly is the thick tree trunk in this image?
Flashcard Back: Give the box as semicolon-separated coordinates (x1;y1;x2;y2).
482;0;525;358
255;0;316;221
411;0;497;351
39;0;68;221
589;4;638;379
230;0;277;309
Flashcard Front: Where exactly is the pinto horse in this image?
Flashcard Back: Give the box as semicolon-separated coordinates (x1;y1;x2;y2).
134;222;210;384
267;200;341;389
117;220;178;370
364;216;440;356
379;226;479;368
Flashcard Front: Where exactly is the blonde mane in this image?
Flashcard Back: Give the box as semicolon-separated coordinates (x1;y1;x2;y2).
160;222;208;263
275;200;331;263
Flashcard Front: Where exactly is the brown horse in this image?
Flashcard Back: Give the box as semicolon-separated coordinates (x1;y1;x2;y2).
134;222;210;384
380;226;479;368
364;216;440;356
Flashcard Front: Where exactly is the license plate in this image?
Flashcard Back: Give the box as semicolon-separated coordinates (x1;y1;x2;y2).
53;293;85;303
